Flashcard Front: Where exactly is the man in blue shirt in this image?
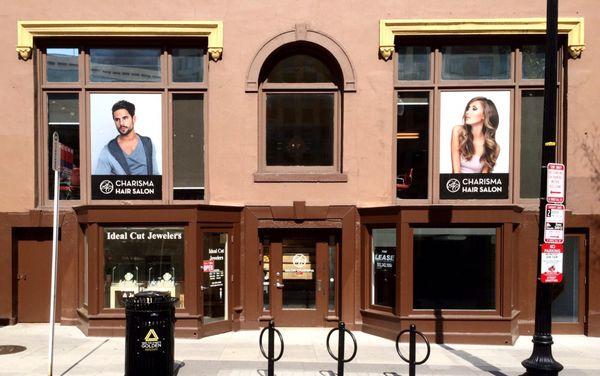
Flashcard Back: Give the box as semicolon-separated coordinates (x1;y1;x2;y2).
95;100;159;175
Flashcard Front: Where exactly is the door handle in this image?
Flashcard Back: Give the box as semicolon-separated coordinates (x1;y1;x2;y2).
275;282;285;288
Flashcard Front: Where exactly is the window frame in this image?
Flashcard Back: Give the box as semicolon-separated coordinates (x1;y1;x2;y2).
254;48;346;182
393;37;565;206
36;39;209;207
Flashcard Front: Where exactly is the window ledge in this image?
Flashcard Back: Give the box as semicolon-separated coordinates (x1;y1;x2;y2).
254;172;348;183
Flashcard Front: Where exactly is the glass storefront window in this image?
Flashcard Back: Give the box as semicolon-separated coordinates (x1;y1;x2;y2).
202;233;228;323
522;45;545;79
267;54;333;83
90;48;161;82
397;92;429;199
328;235;337;312
103;227;184;309
371;228;396;308
282;238;316;309
266;93;334;166
262;242;271;311
441;45;511;80
520;90;544;198
172;48;204;82
46;48;79;82
48;93;80;200
413;228;496;310
552;235;580;322
397;46;430;81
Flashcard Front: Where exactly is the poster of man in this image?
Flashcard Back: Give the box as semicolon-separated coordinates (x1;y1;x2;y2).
439;90;510;199
90;93;162;199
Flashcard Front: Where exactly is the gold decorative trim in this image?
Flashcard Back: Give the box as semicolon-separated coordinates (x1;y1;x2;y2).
379;18;585;60
17;20;224;61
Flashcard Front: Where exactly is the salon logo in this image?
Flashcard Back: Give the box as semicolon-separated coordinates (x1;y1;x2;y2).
99;180;114;194
292;254;307;268
446;178;461;193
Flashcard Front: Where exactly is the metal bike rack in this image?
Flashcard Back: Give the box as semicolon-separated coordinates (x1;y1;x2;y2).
395;324;431;376
259;320;284;376
326;321;357;376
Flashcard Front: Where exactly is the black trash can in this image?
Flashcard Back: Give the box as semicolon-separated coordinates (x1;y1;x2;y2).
125;291;177;376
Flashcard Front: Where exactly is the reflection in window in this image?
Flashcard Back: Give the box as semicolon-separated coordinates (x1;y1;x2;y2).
266;94;334;166
397;46;430;81
262;240;271;311
267;54;333;83
413;228;496;310
173;94;204;200
48;93;80;200
397;92;429;199
103;227;184;309
90;48;161;82
202;233;228;323
442;45;511;80
522;45;545;79
46;48;78;82
328;235;337;312
371;228;396;308
520;91;544;198
172;48;204;82
552;236;580;322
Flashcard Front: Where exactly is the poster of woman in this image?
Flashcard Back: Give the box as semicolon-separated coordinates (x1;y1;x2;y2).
439;91;510;199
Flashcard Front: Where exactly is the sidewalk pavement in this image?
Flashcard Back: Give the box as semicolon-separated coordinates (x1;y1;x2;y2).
1;324;599;375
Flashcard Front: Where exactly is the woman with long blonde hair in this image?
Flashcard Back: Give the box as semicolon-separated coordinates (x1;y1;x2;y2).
451;97;500;173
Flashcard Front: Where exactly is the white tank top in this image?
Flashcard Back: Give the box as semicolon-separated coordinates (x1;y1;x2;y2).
460;155;484;173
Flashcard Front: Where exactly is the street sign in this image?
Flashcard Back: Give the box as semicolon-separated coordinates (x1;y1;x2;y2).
546;163;565;203
540;243;563;283
544;204;565;244
51;132;61;172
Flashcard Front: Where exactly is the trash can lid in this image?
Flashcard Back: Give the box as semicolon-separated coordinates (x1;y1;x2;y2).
134;291;171;299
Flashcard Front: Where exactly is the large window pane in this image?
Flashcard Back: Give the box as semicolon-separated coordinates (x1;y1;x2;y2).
371;228;396;308
202;233;228;323
520;91;544;198
103;227;184;309
266;93;334;166
172;48;204;82
442;45;511;80
46;48;78;82
552;236;580;322
173;94;204;200
522;45;545;80
267;54;333;83
90;48;161;82
48;93;80;200
397;46;430;81
397;92;429;199
414;228;496;310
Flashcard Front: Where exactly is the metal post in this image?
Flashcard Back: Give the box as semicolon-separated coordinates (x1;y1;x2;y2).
337;321;345;376
48;133;61;376
409;324;416;376
268;320;275;376
522;0;563;375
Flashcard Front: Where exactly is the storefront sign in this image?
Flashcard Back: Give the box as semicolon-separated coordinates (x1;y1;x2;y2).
546;163;565;204
374;247;395;271
92;175;162;199
544;204;565;244
440;174;509;199
105;228;182;240
540;243;563;283
202;259;215;272
439;91;511;200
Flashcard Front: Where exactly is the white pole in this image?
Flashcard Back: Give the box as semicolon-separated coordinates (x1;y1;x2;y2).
48;133;60;376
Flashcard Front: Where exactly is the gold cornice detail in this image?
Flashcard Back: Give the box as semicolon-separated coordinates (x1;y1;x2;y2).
379;18;585;60
17;20;224;61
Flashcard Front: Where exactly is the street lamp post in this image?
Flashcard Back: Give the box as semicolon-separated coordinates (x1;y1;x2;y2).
521;0;564;375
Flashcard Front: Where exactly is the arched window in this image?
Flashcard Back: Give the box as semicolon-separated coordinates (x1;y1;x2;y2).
257;43;345;180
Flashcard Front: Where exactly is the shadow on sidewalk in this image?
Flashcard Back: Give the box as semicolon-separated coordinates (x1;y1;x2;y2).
440;343;509;376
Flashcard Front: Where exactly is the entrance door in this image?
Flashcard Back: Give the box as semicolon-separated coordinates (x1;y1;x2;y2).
16;228;56;323
264;233;335;326
552;233;587;333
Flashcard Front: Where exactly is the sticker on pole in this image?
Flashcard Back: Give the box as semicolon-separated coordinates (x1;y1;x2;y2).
546;163;565;204
541;243;563;283
544;204;565;244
